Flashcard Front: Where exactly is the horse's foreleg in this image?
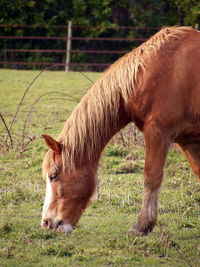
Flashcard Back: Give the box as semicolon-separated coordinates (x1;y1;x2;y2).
128;125;170;235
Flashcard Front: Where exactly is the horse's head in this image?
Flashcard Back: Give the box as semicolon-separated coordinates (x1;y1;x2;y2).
41;134;96;233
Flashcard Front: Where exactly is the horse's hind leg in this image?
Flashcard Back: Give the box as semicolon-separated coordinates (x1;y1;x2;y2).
177;142;200;180
128;124;170;236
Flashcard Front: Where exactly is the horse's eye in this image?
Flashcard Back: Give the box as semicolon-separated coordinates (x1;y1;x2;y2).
49;173;59;182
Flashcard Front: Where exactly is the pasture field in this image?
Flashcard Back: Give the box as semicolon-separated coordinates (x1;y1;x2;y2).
0;69;200;266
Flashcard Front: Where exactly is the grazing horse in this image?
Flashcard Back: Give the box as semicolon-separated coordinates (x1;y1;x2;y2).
41;27;200;235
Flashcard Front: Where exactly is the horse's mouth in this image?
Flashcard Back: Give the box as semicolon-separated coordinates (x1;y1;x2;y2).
56;220;64;228
56;221;74;233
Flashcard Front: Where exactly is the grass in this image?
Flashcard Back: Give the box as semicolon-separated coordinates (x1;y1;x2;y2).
0;69;200;266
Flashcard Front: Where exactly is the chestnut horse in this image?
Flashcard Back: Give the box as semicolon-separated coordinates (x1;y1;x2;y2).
41;27;200;235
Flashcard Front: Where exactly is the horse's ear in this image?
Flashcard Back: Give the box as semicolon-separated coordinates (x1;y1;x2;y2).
42;134;62;155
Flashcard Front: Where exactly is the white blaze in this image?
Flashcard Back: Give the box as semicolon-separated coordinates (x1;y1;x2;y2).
41;173;52;224
41;173;74;233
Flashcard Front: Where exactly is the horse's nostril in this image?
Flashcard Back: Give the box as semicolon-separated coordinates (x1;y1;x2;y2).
42;219;51;229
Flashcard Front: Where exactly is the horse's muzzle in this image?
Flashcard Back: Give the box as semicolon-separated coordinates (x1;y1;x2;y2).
41;218;74;233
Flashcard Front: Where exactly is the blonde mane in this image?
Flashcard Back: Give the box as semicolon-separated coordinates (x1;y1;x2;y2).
57;26;193;171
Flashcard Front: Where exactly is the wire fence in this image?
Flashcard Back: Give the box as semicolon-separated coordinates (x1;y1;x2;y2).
0;23;160;71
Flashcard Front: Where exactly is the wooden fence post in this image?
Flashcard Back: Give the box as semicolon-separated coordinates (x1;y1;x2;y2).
4;41;7;68
65;21;72;72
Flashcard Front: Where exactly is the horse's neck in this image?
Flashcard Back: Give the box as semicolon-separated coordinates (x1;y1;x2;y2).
84;99;130;165
104;100;130;144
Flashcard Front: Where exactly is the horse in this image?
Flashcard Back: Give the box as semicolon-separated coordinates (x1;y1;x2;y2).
41;26;200;235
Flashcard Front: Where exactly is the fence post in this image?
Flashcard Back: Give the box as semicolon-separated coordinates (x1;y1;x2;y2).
4;41;7;68
195;23;199;30
65;21;72;71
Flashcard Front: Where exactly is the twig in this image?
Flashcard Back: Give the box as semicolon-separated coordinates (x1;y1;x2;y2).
3;64;97;151
119;131;127;148
0;112;13;148
80;71;94;85
7;246;12;259
162;233;170;257
195;246;200;267
6;69;45;144
22;91;80;148
174;246;193;267
127;124;132;152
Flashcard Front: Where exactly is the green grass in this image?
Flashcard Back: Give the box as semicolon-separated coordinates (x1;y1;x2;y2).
0;69;200;266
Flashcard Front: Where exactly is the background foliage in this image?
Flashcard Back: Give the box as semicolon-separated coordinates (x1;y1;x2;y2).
0;0;199;70
1;0;199;27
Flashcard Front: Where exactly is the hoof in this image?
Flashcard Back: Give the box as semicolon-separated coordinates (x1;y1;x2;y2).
127;222;155;236
127;227;145;236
